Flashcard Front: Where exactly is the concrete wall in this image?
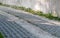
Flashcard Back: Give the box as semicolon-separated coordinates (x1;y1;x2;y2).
0;0;50;13
0;0;60;17
48;0;60;17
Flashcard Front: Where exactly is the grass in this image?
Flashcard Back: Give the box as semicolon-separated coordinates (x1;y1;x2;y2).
0;32;4;38
0;3;60;21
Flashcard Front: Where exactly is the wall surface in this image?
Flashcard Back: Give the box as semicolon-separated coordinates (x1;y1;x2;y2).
0;0;50;13
0;0;60;17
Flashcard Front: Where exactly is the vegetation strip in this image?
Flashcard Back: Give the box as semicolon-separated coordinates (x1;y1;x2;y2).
0;3;60;21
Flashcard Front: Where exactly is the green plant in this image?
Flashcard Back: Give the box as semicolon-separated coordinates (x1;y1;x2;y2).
0;32;4;38
25;8;35;13
11;6;18;9
0;3;2;5
18;6;26;10
2;4;9;7
36;11;43;15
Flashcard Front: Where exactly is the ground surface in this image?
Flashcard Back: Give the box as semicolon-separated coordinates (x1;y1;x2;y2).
0;6;60;38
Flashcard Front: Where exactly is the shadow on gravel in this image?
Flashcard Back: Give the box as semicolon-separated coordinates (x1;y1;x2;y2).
34;22;60;38
0;14;37;38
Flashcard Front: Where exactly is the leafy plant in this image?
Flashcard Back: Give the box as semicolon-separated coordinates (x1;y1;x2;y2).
0;3;2;5
0;32;4;38
25;8;35;13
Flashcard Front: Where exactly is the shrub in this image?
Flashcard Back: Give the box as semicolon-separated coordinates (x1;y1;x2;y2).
25;8;35;14
36;11;43;15
2;4;10;7
0;32;4;38
0;3;2;5
11;6;18;9
18;6;26;10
